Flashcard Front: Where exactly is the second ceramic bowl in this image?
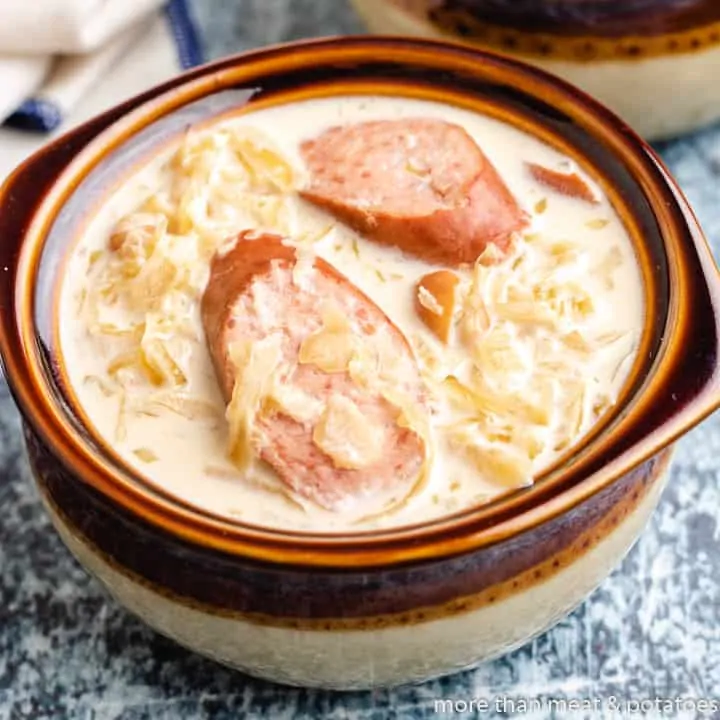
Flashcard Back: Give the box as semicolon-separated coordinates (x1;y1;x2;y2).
351;0;720;140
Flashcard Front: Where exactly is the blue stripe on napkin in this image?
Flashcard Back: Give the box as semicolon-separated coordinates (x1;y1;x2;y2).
4;0;204;133
166;0;204;69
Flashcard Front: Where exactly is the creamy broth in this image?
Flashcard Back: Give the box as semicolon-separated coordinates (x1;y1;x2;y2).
59;95;644;531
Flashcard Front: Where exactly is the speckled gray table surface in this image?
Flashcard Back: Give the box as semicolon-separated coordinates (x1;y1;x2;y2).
1;2;720;719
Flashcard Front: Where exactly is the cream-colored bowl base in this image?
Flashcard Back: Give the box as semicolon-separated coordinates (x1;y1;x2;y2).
38;463;669;690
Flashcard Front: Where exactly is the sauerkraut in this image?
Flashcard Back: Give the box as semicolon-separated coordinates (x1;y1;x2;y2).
81;125;299;442
72;111;638;518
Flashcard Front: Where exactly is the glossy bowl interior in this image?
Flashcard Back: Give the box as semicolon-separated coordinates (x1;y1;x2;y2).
1;36;719;569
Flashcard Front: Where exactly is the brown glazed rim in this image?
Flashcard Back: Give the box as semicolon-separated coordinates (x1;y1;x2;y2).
1;36;719;568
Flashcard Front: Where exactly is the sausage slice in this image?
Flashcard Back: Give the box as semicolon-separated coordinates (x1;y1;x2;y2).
299;118;528;266
201;230;428;512
527;162;598;205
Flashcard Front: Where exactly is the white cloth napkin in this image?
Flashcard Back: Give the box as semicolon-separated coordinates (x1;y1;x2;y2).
0;0;202;179
0;0;166;54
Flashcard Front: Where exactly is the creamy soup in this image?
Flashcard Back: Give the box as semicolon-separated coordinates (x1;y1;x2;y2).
58;95;644;531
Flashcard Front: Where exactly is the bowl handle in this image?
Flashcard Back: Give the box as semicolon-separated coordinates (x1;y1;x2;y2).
573;176;720;488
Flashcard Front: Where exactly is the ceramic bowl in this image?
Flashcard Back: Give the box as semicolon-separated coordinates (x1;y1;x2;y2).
0;36;718;690
351;0;720;140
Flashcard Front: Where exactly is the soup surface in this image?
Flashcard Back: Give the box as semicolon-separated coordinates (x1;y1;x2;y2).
59;95;644;531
